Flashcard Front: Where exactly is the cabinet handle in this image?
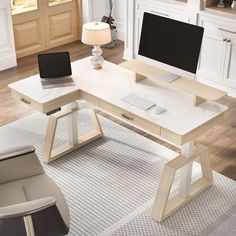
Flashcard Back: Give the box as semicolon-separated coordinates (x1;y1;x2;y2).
223;38;227;41
150;10;168;17
218;28;236;35
226;39;231;43
21;98;31;104
121;114;134;121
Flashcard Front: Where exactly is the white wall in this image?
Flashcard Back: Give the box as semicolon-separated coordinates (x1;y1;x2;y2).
113;0;125;40
0;0;17;71
93;0;107;20
82;0;125;41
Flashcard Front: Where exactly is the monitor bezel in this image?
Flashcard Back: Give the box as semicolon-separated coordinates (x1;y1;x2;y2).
137;12;204;79
37;51;72;79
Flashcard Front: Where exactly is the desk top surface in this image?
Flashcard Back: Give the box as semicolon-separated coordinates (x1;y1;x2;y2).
9;57;228;135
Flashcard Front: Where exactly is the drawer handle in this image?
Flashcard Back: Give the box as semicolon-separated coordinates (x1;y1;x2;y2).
223;38;227;42
21;98;31;104
218;28;236;35
121;114;134;121
226;39;231;43
150;10;168;17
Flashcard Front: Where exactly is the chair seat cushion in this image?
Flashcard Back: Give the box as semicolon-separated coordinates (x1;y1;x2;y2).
0;174;70;227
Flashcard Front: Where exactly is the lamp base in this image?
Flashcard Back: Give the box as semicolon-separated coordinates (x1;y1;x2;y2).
92;63;102;70
91;45;104;70
217;0;225;8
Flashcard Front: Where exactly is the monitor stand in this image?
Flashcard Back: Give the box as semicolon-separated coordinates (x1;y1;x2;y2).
158;72;180;83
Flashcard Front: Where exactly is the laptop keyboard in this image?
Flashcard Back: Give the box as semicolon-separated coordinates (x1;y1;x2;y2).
41;77;75;89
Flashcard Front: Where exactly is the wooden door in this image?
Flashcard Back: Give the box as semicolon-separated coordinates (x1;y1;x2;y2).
12;1;45;58
44;0;79;49
12;0;80;58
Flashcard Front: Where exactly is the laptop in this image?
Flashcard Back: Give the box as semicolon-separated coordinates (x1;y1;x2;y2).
38;52;75;89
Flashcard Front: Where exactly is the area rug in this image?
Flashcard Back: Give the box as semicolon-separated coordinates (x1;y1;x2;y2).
0;110;235;236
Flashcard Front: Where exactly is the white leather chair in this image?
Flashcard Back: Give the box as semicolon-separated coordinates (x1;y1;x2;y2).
0;146;70;236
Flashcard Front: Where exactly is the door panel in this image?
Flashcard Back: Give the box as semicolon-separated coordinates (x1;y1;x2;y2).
49;12;72;40
45;1;78;48
14;19;43;51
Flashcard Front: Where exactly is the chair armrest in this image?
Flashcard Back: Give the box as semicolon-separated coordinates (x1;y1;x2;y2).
0;197;56;219
0;146;35;161
0;146;45;185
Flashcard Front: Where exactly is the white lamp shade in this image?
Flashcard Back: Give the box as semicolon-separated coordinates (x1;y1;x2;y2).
82;22;111;46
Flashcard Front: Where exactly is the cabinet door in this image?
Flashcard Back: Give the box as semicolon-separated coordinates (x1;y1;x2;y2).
223;36;236;88
197;31;226;82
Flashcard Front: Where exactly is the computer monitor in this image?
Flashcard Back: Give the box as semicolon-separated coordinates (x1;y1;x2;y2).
38;52;72;78
138;13;204;80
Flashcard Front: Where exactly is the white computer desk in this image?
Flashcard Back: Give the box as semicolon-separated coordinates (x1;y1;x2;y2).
9;57;228;222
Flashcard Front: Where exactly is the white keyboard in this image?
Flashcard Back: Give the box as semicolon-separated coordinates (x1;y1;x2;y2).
121;93;156;111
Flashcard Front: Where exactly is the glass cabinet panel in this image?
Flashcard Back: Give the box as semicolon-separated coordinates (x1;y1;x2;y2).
48;0;72;7
11;0;38;15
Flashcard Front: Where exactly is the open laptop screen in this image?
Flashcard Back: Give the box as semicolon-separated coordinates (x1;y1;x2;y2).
38;52;72;78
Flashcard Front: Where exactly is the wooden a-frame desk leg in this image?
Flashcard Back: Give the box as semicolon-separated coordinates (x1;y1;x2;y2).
43;101;103;163
152;142;213;222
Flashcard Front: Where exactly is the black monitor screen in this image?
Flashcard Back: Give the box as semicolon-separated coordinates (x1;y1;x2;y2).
138;13;204;74
38;52;72;78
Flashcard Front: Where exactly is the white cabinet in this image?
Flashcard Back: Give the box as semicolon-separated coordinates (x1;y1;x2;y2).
197;13;236;92
0;0;16;71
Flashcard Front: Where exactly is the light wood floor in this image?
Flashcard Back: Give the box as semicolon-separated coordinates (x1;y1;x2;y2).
1;40;236;180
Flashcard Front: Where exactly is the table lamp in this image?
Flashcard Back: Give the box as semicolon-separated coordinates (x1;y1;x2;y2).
82;22;111;70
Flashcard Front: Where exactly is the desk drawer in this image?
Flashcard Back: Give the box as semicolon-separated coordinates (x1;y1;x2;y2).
11;90;43;112
136;0;190;23
80;91;100;107
198;14;236;35
100;100;161;136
